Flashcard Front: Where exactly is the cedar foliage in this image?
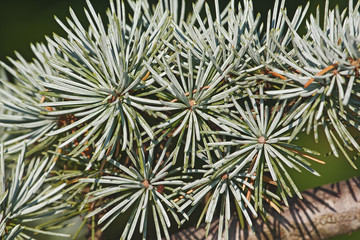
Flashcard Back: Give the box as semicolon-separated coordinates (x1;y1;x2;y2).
0;0;359;239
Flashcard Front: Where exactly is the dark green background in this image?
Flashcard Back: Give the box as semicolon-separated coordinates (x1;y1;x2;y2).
0;0;359;239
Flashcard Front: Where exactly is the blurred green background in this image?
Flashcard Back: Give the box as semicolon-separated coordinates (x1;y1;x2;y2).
0;0;359;239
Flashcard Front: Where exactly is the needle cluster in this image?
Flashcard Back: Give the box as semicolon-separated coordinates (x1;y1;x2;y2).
0;0;359;239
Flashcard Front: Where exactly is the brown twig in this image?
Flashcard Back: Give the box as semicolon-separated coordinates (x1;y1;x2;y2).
283;146;325;165
304;63;338;88
141;70;150;81
267;70;287;80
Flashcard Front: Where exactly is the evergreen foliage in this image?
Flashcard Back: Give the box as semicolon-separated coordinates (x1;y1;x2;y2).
0;0;359;239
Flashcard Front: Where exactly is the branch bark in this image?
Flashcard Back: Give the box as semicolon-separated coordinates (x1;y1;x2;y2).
171;177;360;240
